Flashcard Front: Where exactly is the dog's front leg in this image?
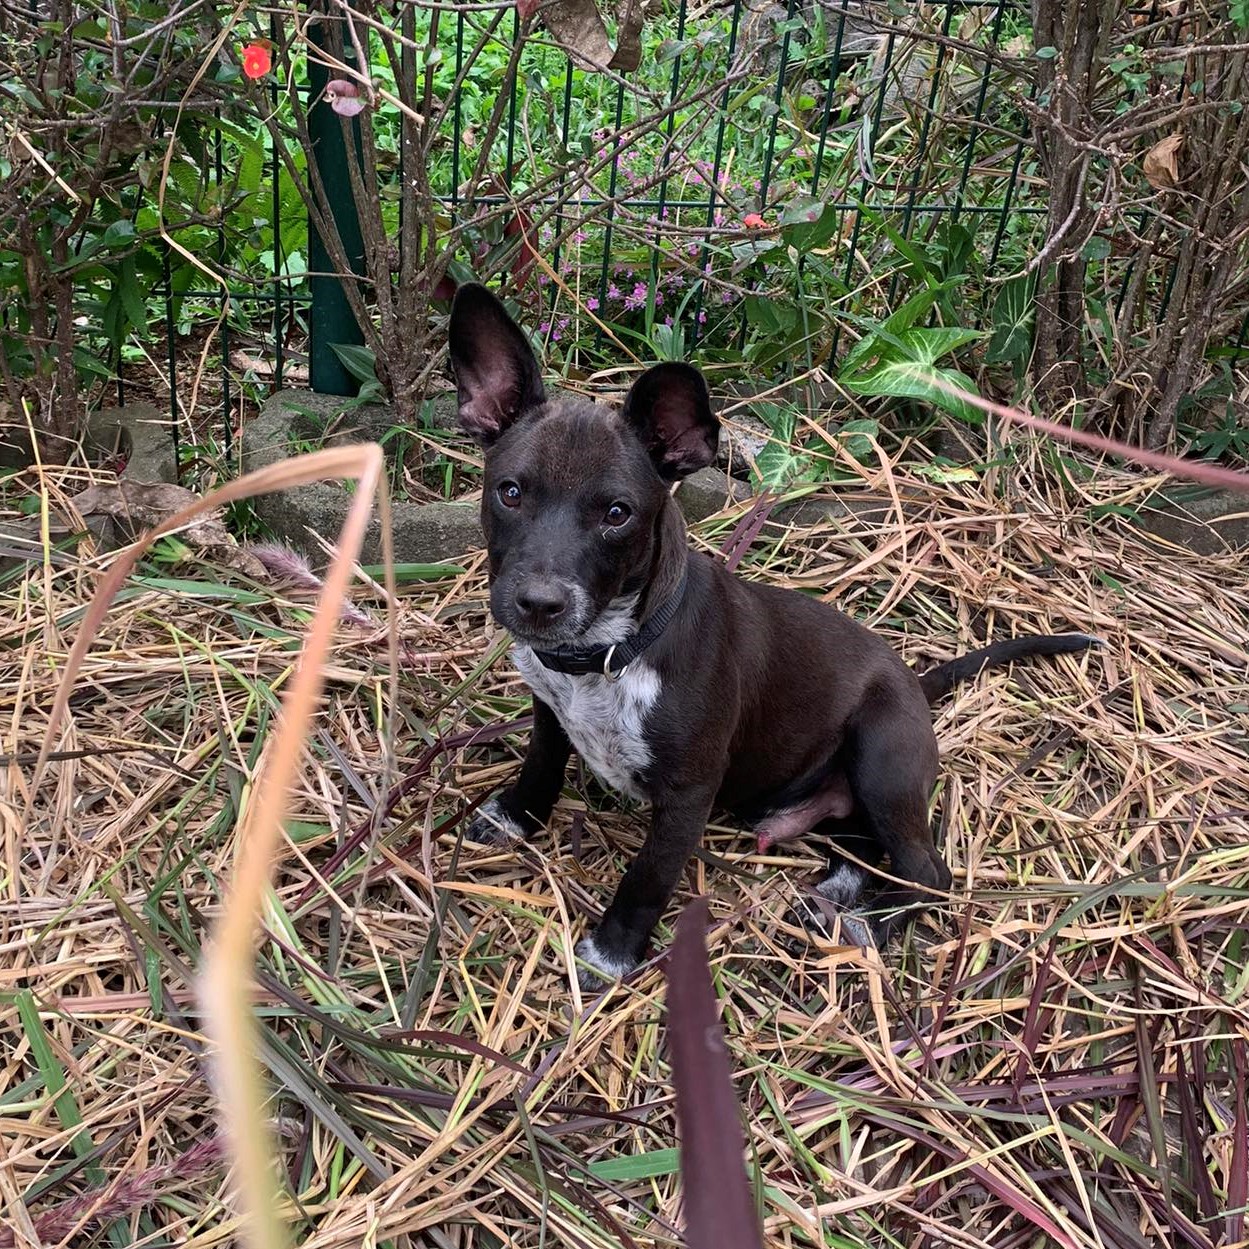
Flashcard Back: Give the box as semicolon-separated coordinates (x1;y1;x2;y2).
575;782;717;989
470;697;571;844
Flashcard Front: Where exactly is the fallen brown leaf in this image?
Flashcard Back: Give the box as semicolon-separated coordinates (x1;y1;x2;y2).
525;0;643;73
1143;133;1183;190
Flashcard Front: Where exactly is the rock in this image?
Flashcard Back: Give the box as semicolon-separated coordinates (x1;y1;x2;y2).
764;491;911;535
87;403;179;484
677;467;753;523
241;390;483;567
717;410;773;469
73;480;266;576
0;509;116;577
384;500;482;564
1135;488;1249;554
797;79;826;112
814;0;885;58
712;379;848;471
0;478;265;578
740;0;882;74
929;419;990;466
423;392;459;429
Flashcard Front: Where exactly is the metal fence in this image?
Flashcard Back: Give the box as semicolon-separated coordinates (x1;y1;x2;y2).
118;0;1239;467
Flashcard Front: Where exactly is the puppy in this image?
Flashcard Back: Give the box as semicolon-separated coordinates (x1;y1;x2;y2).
449;283;1098;987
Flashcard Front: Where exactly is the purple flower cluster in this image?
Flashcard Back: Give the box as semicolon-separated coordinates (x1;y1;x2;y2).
623;281;649;311
538;315;571;342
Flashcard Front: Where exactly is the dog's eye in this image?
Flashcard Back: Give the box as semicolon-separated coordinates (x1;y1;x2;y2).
498;482;522;508
604;502;632;527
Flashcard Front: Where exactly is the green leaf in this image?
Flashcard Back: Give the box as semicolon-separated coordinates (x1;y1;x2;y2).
357;562;466;582
237;135;265;196
894;326;983;364
130;576;270;604
837;417;879;463
778;196;840;251
744;295;796;336
73;346;113;378
838;289;940;375
446;258;477;288
15;990;105;1180
751;401;796;440
101;219;136;248
1082;235;1111;261
937;221;975;282
118;254;147;337
285;820;333;844
914;463;980;483
743;320;809;371
1089;503;1141;520
753;441;818;490
853;201;936;287
841;358;984;422
588;1148;680;1181
330;342;379;385
729;237;782;267
986;274;1036;364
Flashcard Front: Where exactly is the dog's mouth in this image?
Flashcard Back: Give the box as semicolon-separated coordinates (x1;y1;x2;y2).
505;618;587;648
497;588;638;652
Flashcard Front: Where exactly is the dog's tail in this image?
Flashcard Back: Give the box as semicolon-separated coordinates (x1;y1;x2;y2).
917;633;1103;705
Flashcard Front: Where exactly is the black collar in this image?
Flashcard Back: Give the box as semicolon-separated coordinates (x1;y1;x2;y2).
531;567;688;679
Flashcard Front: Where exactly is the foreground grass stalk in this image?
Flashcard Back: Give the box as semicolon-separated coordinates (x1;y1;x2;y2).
31;445;398;1249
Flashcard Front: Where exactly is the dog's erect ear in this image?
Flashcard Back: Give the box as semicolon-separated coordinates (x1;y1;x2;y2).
448;283;546;443
621;363;719;480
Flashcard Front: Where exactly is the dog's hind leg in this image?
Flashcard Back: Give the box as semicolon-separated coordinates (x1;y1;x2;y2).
816;821;882;908
846;699;952;943
785;819;882;949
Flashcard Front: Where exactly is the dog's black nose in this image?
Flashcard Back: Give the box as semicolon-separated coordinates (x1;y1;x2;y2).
515;579;570;627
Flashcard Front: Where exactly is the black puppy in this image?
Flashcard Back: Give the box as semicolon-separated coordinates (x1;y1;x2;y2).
449;283;1098;987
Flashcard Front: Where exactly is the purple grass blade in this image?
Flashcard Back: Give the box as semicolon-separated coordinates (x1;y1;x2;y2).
667;898;763;1249
719;493;777;573
1229;1040;1247;1245
859;1112;1079;1248
380;1029;533;1074
1134;1008;1173;1212
1174;1046;1218;1222
1014;938;1056;1093
293;715;532;907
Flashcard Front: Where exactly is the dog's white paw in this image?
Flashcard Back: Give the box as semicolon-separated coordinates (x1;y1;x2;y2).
574;934;637;991
815;862;868;908
789;894;875;951
467;796;527;846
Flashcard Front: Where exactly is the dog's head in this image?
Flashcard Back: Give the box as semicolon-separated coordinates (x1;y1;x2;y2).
449;283;719;647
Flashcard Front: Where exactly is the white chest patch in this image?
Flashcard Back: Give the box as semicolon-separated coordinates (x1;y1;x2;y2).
513;646;660;800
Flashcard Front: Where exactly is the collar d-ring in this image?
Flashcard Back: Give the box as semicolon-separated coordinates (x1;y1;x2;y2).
602;643;628;682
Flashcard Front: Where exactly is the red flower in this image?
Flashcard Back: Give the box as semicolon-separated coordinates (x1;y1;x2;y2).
742;212;767;229
241;41;272;80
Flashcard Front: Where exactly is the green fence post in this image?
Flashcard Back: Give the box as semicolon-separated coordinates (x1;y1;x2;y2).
307;18;365;396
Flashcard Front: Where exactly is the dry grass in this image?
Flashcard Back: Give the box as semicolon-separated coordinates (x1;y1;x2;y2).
2;437;1248;1249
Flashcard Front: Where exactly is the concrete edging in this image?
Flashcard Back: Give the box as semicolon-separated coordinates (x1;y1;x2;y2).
131;389;1249;564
